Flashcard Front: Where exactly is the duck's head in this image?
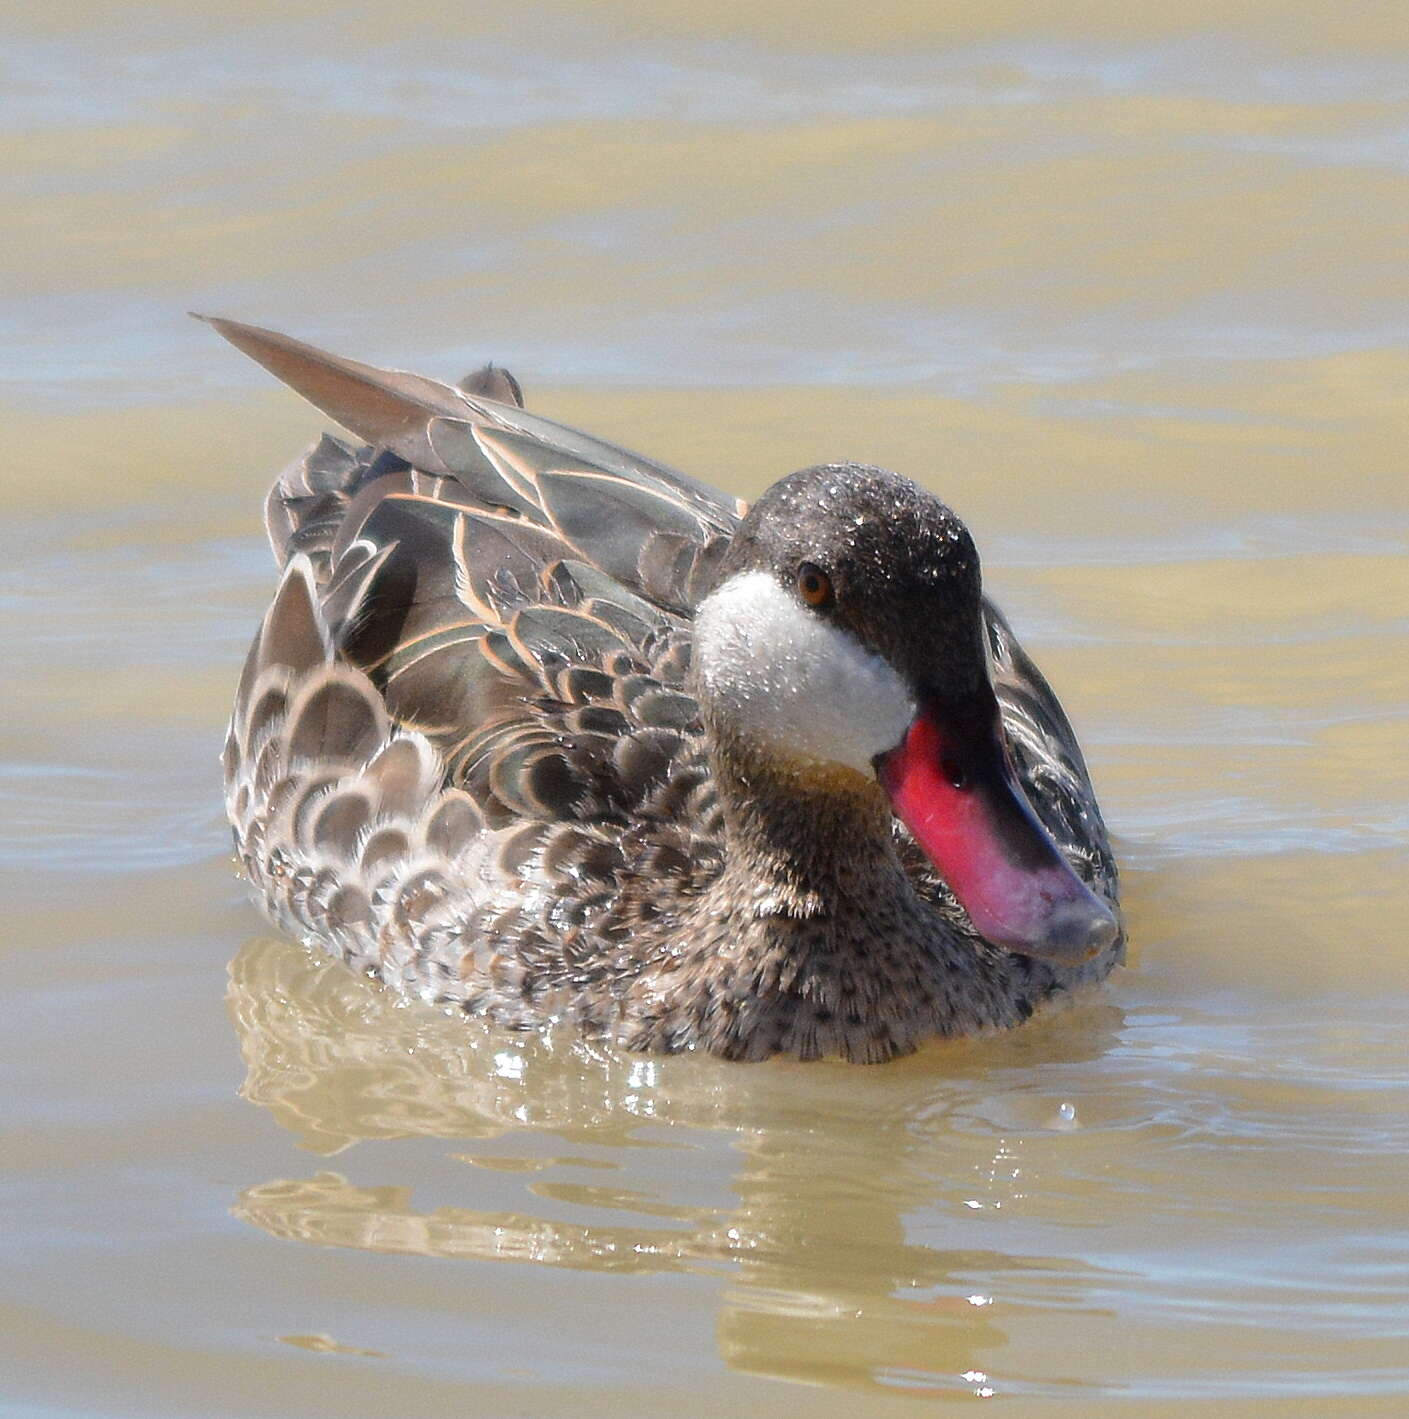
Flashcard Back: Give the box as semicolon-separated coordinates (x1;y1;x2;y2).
693;462;1118;965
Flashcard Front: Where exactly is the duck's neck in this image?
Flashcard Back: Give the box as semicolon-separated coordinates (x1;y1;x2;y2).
648;737;983;1061
710;739;904;919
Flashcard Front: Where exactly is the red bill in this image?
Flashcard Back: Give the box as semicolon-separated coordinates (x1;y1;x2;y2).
878;702;1119;964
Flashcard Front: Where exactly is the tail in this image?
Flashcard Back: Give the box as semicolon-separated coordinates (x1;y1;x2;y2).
196;314;523;468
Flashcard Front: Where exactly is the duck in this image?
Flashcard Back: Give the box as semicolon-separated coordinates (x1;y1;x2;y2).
209;316;1123;1063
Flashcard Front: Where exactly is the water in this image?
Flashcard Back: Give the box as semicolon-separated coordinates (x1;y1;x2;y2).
4;3;1408;1413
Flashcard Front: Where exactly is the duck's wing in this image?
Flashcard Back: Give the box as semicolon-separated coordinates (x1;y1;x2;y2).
207;316;742;778
217;319;731;998
225;551;722;1003
200;316;739;611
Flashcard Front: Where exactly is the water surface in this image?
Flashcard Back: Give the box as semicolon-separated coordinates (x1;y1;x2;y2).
3;2;1408;1413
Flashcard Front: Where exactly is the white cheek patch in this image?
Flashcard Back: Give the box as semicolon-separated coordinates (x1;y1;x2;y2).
693;570;916;774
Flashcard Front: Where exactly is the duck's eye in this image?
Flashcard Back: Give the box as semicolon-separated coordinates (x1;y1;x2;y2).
796;562;833;608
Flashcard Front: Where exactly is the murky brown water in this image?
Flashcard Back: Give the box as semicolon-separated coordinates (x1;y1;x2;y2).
5;3;1408;1414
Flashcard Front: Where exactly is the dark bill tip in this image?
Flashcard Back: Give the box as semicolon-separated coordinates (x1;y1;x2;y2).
1007;895;1120;965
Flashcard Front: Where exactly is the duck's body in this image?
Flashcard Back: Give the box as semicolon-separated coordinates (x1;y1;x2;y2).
217;318;1122;1062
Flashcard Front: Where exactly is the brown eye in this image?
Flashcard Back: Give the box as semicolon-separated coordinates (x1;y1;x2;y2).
796;562;833;607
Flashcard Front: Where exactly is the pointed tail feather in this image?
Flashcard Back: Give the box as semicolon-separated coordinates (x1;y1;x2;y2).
194;313;472;473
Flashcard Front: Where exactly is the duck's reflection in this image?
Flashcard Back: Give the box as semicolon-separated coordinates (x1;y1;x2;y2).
228;937;1124;1399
